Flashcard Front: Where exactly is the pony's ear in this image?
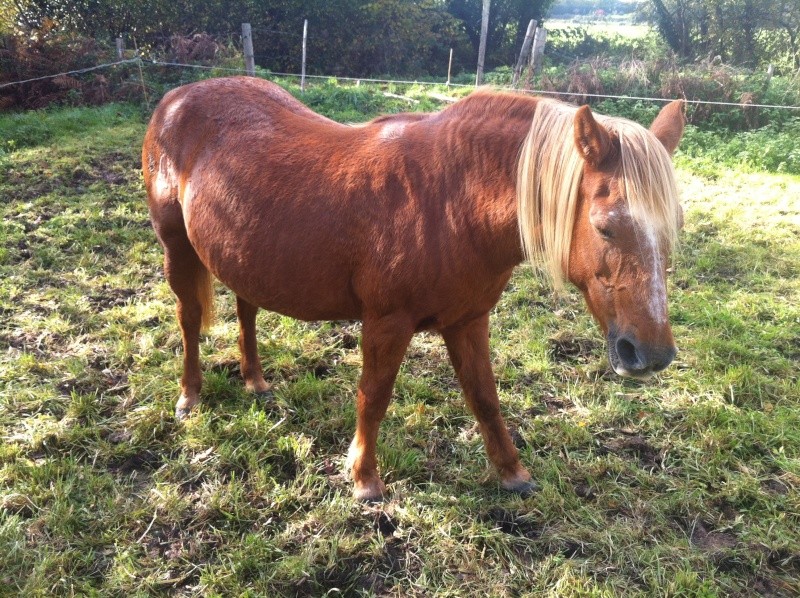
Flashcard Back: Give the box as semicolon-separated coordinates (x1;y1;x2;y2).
650;100;685;155
573;105;611;166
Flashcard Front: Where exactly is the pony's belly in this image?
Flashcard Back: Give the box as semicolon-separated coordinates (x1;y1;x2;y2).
220;267;362;322
180;180;364;320
190;228;362;321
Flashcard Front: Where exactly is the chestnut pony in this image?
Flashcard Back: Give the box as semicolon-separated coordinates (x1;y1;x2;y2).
143;77;684;501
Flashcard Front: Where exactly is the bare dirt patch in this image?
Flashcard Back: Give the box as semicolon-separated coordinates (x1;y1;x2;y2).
548;332;601;362
601;434;663;470
481;507;542;539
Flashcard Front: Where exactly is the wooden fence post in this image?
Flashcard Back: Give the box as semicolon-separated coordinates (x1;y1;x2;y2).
512;20;536;88
530;27;547;77
476;0;490;86
116;37;124;60
301;19;308;92
242;23;255;76
447;48;453;86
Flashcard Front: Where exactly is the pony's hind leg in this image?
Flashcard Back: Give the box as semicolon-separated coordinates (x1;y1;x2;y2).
347;314;414;501
155;221;214;419
442;314;537;495
236;296;271;394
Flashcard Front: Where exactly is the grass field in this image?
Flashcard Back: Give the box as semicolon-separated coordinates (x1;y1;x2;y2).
547;20;652;39
1;80;799;596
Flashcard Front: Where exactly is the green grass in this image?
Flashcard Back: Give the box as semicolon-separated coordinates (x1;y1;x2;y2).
1;79;799;596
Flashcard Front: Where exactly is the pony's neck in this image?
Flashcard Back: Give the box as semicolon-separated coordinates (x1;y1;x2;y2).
436;92;542;272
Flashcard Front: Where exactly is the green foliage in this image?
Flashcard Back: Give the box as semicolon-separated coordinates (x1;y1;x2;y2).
533;54;800;134
2;0;469;78
678;118;800;175
329;0;468;76
546;25;668;62
643;0;800;70
1;0;477;78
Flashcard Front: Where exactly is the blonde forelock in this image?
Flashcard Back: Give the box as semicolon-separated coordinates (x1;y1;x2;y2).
516;100;681;289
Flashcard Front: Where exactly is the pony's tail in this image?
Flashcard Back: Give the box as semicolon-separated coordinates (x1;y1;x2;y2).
197;266;216;333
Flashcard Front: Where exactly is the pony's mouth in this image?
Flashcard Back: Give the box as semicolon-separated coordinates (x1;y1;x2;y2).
608;355;655;379
606;327;674;379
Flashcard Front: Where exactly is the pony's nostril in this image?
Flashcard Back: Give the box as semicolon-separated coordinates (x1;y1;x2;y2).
651;360;668;372
651;346;677;372
616;337;640;368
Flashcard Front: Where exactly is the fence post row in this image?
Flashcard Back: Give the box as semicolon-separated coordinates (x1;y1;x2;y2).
476;0;490;85
512;20;537;88
301;19;308;92
531;27;547;76
116;37;125;60
242;23;255;76
447;48;453;87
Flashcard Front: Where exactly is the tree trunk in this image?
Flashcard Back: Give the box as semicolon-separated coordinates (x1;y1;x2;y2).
650;0;685;57
476;0;490;85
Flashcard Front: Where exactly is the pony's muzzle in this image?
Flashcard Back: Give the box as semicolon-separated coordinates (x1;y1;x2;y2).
609;330;676;378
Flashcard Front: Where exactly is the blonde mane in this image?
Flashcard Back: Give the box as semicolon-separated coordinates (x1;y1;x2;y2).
516;99;681;289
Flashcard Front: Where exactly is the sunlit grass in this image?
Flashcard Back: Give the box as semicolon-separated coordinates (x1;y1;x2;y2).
1;85;799;595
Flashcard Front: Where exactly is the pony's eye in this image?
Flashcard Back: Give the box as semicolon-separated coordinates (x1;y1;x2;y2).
596;227;613;239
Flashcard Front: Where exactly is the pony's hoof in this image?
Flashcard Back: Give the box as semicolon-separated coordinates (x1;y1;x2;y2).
501;471;540;496
503;478;540;496
175;406;194;420
175;393;200;420
353;479;387;503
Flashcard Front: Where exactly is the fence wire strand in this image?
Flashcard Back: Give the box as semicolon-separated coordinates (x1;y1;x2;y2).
3;56;800;112
0;58;141;89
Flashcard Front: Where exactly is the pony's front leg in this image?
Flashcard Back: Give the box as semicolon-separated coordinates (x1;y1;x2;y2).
347;314;414;501
236;296;271;394
442;314;537;494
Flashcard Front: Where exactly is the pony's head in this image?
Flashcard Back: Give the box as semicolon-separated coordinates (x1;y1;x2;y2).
517;99;685;378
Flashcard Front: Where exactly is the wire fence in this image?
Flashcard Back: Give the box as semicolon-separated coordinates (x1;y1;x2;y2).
3;55;800;112
0;58;140;90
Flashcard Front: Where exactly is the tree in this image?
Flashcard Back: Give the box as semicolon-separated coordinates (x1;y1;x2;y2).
645;0;799;68
0;0;21;33
754;0;800;69
355;0;467;76
2;0;553;77
648;0;695;58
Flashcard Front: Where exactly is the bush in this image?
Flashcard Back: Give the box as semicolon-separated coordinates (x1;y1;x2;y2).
0;25;138;110
0;27;244;111
526;54;799;133
678;118;800;175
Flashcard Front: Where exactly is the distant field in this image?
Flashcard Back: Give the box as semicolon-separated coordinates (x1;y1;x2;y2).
1;80;799;596
546;18;652;38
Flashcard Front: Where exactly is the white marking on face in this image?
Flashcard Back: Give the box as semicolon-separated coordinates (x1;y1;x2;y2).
379;121;406;140
642;223;668;325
